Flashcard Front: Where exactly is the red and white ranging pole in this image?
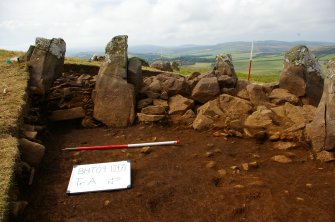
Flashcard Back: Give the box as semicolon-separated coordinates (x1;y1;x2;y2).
247;40;254;81
62;140;181;151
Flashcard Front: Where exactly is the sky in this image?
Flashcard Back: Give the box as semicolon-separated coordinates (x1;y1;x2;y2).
0;0;334;52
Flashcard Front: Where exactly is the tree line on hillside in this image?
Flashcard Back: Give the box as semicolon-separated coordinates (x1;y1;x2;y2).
129;53;216;66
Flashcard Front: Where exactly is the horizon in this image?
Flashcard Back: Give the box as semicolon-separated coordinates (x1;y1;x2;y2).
64;39;335;55
1;0;334;52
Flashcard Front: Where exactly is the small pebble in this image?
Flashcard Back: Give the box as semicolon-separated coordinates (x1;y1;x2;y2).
213;148;221;154
234;184;245;189
205;151;214;157
248;180;264;187
296;197;304;202
207;143;214;148
206;161;216;168
249;161;258;167
230;166;239;170
141;146;152;154
271;155;293;163
104;200;110;206
306;183;312;188
73;151;81;157
217;169;227;176
241;163;249;171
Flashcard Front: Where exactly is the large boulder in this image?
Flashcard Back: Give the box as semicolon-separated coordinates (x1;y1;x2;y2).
158;73;190;96
307;58;335;153
279;45;323;106
246;84;269;106
193;94;253;130
269;88;299;105
245;106;276;129
150;60;173;72
28;37;66;94
93;35;136;127
235;80;250;100
168;95;194;115
192;77;220;103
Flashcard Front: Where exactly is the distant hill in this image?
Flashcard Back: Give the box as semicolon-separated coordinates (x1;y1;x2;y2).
128;40;335;56
67;40;335;65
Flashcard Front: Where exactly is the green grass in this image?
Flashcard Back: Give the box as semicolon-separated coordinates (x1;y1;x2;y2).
0;49;28;221
0;136;19;221
237;72;280;83
65;57;102;66
179;66;211;76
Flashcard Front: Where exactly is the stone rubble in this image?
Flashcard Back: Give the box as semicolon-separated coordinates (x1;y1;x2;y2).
22;37;335;162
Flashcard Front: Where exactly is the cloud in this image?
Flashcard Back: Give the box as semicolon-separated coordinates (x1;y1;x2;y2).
0;0;334;51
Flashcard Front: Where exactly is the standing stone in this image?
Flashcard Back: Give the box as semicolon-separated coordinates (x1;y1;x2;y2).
128;57;143;95
24;45;35;61
279;45;323;106
28;37;66;94
93;35;135;127
307;58;335;152
214;54;238;89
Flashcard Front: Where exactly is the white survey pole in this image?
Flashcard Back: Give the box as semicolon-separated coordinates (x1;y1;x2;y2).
247;40;254;81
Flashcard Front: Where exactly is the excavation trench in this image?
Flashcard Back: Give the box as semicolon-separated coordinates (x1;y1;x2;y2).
17;65;335;222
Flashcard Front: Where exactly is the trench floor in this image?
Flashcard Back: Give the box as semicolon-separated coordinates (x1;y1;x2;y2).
21;122;335;221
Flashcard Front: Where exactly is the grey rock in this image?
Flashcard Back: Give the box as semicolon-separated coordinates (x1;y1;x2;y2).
273;141;299;150
19;138;45;167
279;45;323;106
28;37;66;94
246;84;269;106
269;88;299;105
137;98;153;109
271;155;293;163
192;77;220;103
244;106;275;128
93;35;135;127
49;107;85;121
168;94;194;115
150;60;172;72
193;94;253;130
153;99;168;108
316;151;335;162
10;201;28;219
141;105;166;115
137;113;165;122
128;57;143;94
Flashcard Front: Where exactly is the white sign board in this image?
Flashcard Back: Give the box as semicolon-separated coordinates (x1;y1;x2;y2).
67;160;131;194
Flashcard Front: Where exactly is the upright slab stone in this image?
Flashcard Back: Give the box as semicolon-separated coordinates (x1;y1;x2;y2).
28;37;66;94
214;54;238;89
307;58;335;153
93;35;135;127
279;45;323;106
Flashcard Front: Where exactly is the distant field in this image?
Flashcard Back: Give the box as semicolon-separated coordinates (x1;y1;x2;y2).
180;52;282;83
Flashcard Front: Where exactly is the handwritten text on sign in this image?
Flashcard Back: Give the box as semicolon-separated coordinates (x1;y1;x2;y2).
67;161;131;194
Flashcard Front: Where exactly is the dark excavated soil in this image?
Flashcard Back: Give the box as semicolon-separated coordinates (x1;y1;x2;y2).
21;121;335;222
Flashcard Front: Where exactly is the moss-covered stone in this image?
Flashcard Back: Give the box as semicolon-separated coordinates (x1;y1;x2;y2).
103;35;128;79
284;45;322;75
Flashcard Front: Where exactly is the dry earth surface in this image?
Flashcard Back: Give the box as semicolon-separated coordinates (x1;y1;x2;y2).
21;121;335;222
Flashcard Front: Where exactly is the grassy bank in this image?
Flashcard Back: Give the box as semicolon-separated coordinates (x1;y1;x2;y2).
0;49;28;221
